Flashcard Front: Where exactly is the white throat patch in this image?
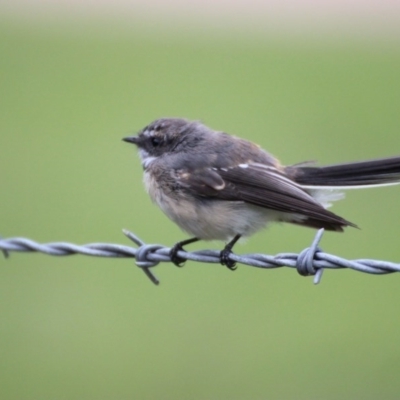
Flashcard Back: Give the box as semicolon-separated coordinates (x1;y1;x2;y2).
138;149;157;169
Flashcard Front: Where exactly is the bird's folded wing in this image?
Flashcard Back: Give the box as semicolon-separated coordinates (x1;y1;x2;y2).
177;163;353;227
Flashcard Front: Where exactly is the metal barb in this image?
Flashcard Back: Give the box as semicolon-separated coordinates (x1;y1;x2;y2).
123;229;160;285
1;229;400;285
296;228;325;284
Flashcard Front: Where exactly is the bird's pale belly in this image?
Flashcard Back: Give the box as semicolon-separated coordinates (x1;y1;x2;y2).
144;171;284;240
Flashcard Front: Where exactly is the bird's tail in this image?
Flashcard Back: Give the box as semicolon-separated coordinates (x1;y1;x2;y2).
288;156;400;189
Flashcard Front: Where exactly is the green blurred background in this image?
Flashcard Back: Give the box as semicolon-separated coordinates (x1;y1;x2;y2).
1;5;400;399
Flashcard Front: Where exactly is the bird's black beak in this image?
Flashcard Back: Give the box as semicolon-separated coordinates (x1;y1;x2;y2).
122;136;139;145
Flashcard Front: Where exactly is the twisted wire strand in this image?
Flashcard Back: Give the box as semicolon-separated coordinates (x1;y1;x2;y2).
1;229;400;285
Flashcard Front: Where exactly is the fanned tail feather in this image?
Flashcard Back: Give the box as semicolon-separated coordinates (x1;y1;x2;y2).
288;156;400;188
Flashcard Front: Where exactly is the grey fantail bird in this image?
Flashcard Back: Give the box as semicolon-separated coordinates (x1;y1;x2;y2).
123;118;400;269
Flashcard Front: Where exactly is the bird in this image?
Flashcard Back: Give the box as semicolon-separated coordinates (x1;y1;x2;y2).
123;118;400;269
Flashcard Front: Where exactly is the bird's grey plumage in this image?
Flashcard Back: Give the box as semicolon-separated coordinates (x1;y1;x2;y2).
123;118;400;242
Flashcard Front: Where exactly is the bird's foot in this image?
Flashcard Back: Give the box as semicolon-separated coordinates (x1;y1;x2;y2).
170;243;186;267
220;247;237;270
220;234;241;271
169;237;199;267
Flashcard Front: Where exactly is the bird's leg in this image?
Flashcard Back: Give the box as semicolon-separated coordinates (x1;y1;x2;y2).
220;234;241;270
170;237;200;267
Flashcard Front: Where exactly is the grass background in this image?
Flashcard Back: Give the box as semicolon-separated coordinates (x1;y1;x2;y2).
1;17;400;400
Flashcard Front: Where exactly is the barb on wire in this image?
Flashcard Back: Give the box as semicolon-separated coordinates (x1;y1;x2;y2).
1;229;400;285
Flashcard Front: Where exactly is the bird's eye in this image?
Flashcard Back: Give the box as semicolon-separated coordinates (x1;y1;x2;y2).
150;136;162;147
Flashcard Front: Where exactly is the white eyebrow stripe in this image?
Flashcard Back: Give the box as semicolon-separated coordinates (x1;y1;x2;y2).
142;129;154;137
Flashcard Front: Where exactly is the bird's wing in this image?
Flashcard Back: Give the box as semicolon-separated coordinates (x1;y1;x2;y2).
177;163;354;230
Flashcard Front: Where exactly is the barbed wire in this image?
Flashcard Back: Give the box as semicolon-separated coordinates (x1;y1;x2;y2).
1;229;400;285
